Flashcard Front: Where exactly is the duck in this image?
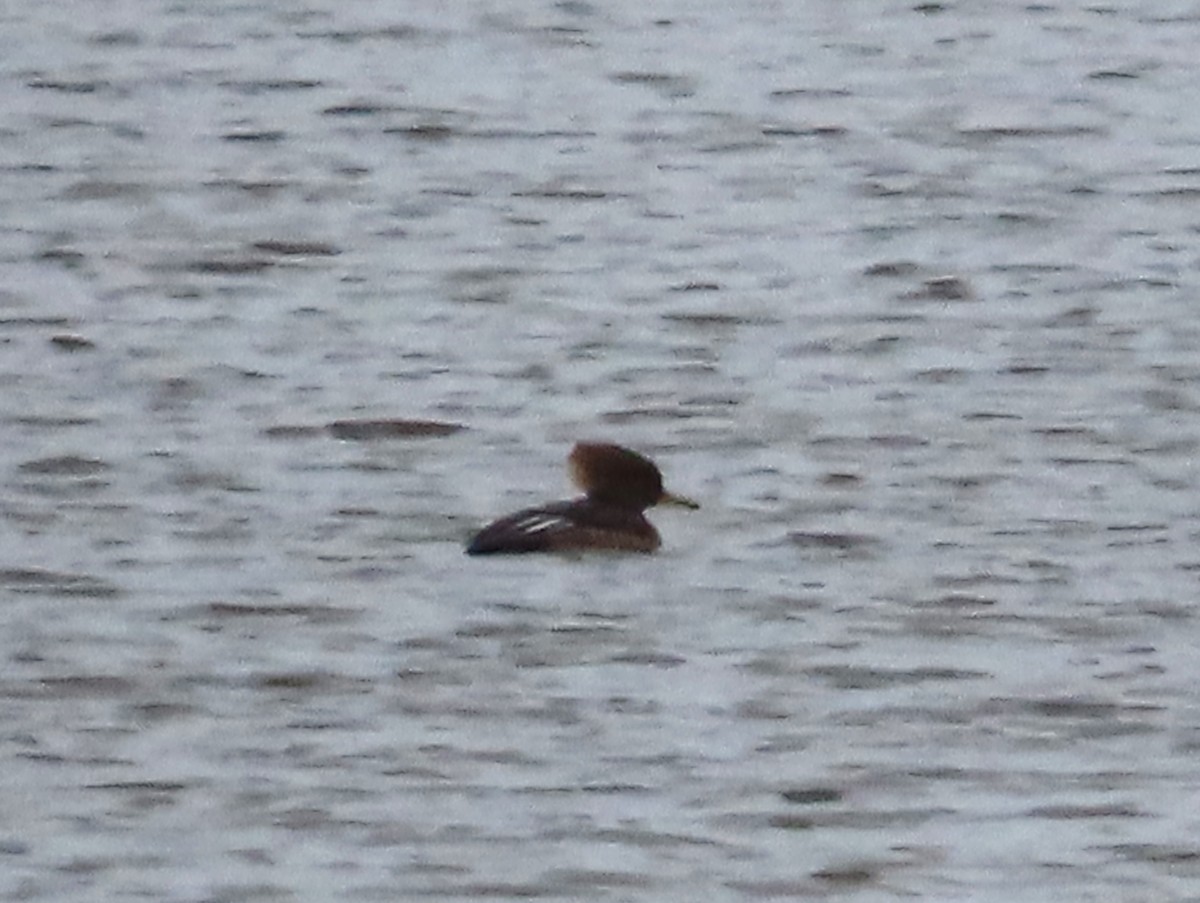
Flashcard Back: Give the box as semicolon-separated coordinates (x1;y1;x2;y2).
466;442;698;554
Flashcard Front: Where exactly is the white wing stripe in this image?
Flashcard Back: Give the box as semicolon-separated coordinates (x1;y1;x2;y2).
513;514;568;535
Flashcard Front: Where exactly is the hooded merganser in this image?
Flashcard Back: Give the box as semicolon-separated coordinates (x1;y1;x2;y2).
466;442;699;555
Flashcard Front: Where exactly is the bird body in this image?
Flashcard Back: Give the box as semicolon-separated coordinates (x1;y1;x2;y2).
466;443;697;555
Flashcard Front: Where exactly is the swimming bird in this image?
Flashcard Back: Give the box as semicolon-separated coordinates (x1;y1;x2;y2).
466;442;698;555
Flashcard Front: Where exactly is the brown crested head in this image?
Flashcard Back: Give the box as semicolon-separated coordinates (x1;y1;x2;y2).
567;442;698;511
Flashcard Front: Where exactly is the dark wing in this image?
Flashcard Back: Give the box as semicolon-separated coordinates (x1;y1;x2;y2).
465;503;581;555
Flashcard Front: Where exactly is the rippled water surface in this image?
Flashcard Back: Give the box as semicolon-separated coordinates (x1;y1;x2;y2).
4;1;1200;900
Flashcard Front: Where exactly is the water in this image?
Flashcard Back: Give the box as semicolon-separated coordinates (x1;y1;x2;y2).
3;1;1200;900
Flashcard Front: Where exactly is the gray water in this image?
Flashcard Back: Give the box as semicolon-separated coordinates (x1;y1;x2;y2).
4;1;1200;900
